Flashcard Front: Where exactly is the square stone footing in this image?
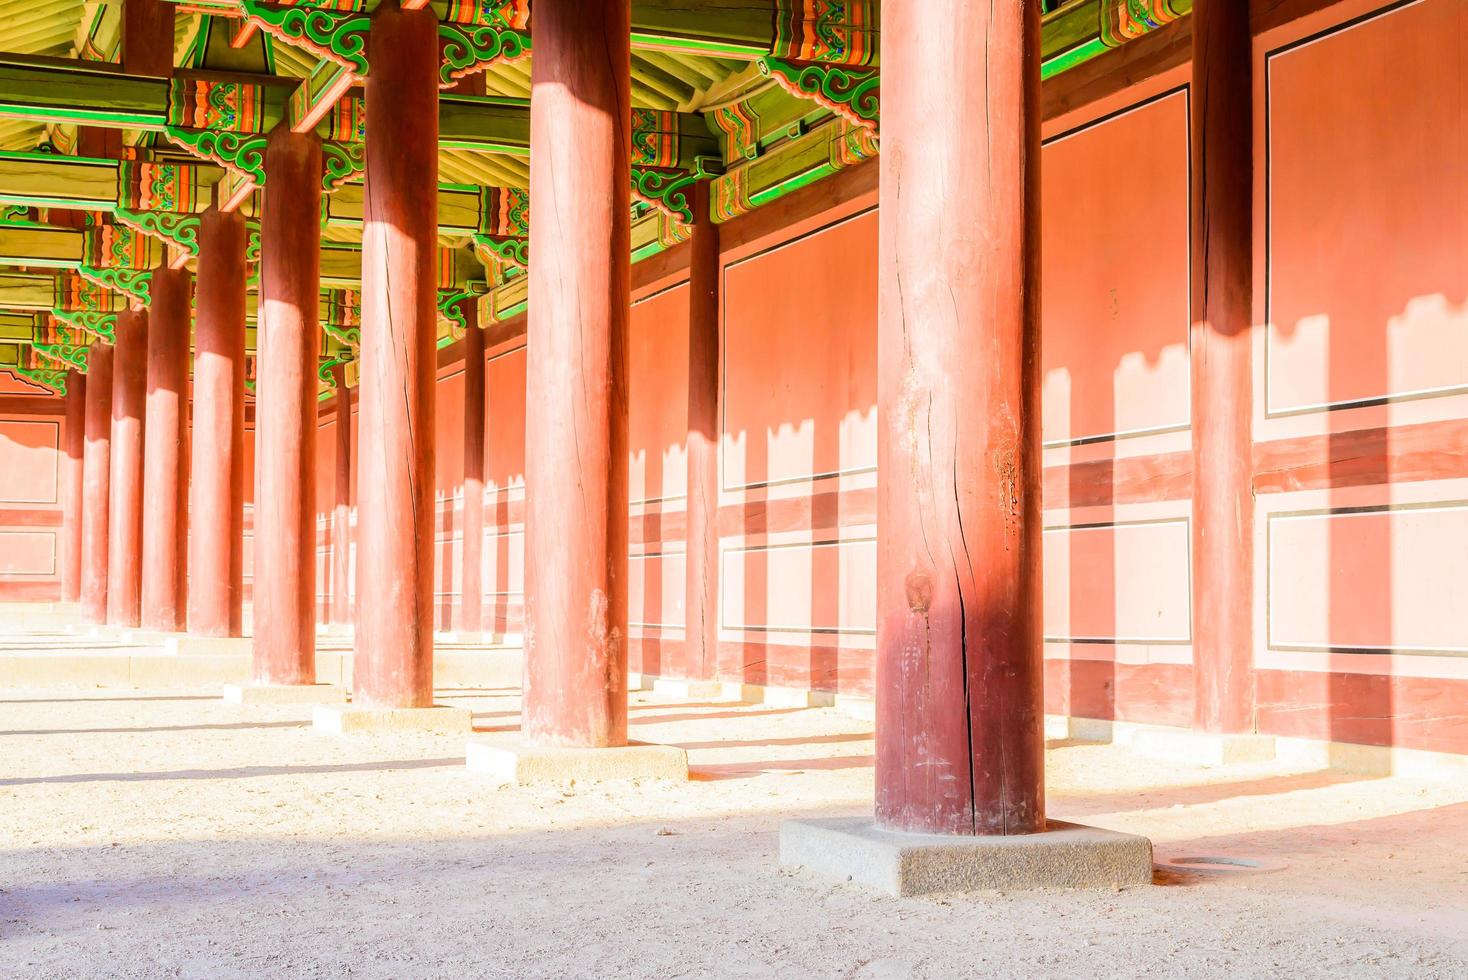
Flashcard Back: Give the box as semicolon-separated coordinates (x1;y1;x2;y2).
106;628;174;646
223;683;347;705
651;677;725;699
312;703;473;735
168;635;253;657
780;818;1154;897
722;683;836;708
465;736;688;785
1131;728;1276;766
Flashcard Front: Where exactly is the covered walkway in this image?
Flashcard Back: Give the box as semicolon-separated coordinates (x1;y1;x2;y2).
2;680;1466;977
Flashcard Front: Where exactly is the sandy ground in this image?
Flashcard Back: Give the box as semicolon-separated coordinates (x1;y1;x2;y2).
1;682;1466;980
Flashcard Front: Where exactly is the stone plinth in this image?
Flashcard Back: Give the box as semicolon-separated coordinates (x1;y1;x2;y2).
465;736;688;786
312;703;473;735
780;818;1154;897
1131;729;1276;766
167;635;253;657
223;683;347;705
651;677;725;700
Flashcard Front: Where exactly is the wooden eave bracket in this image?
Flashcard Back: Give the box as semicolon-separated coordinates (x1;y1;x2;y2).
50;308;119;343
755;57;879;135
76;265;153;306
436;276;491;340
234;0;530;90
471;233;527;271
317;347;356;388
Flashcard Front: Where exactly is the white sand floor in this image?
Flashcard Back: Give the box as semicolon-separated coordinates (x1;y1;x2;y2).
1;685;1465;979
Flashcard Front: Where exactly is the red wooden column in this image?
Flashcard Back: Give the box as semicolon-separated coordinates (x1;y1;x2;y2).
80;347;113;623
437;20;487;638
253;127;322;685
188;207;248;637
875;0;1043;836
523;0;632;748
329;365;352;627
1190;0;1255;734
353;0;439;708
140;265;192;631
680;182;720;681
107;310;148;628
460;309;486;636
107;0;172;630
61;371;86;603
121;0;173;76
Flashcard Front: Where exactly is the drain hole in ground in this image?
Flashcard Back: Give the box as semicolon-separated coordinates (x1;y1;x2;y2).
1166;855;1284;874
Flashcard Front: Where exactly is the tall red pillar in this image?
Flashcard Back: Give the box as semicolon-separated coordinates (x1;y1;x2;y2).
105;0;170;631
140;265;191;631
61;370;86;603
353;0;439;708
680;183;720;681
330;365;352;627
875;0;1043;836
523;0;631;748
107;310;147;628
460;310;485;636
253;127;322;685
121;0;174;76
80;346;113;623
189;207;248;637
1190;0;1255;735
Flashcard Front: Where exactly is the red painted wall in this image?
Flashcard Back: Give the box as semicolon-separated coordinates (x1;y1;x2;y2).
1040;74;1196;728
628;281;692;675
481;343;526;635
709;201;879;694
313;410;337;622
1032;0;1468;753
0;377;66;600
1246;0;1468;755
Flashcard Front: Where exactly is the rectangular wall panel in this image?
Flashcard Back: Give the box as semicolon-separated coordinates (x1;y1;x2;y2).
243;425;256;506
0;418;59;504
722;210;878;490
1269;502;1468;655
1042;89;1192;445
486;347;526;492
0;529;55;575
1043;518;1192;644
482;527;523;599
630;283;691;503
314;417;337;516
629;551;687;629
1266;0;1468;416
435;368;465;497
720;537;876;635
241;528;254;586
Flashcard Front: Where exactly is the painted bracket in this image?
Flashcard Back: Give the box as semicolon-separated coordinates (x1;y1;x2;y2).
757;57;879;134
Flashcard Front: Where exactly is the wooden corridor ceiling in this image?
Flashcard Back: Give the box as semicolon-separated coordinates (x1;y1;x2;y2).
0;0;1190;394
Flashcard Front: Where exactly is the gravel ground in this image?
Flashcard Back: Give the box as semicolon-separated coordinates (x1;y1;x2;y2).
0;682;1465;979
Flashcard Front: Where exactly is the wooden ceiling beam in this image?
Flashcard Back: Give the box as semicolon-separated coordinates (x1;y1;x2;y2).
159;0;789;61
0;56;677;159
0;311;35;342
0;151;120;211
0;271;67;310
0;224;87;269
